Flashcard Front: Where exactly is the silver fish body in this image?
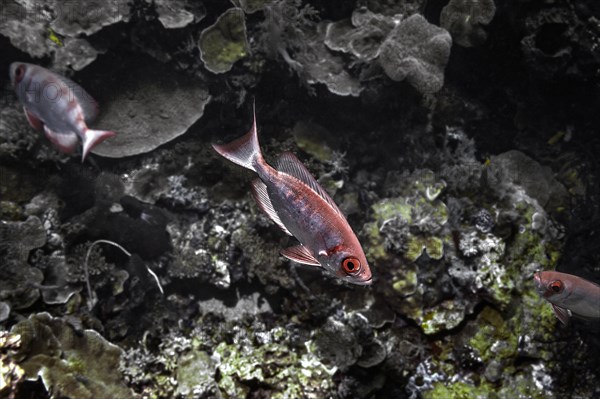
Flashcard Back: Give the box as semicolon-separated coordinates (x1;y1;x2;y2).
534;270;600;324
213;110;372;285
9;62;116;161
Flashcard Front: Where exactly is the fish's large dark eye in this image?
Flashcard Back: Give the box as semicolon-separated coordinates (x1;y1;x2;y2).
14;65;25;83
549;280;563;293
342;257;361;275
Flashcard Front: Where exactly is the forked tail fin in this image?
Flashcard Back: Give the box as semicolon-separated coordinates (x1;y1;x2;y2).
212;108;262;172
82;129;117;162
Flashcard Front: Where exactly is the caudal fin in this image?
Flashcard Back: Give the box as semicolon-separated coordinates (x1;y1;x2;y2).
212;109;262;172
82;129;117;162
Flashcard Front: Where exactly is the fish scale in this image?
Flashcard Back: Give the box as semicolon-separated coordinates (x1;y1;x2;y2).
213;107;372;285
9;62;116;162
534;270;600;325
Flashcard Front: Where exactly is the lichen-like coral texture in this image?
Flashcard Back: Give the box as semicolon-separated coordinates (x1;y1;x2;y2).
1;1;599;398
378;15;452;94
199;8;249;74
440;0;496;47
9;313;135;399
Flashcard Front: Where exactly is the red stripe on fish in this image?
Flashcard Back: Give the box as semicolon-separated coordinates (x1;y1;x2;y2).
9;62;117;162
534;271;600;324
212;107;373;286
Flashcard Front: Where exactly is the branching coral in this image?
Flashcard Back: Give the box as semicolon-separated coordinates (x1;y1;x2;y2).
258;0;363;96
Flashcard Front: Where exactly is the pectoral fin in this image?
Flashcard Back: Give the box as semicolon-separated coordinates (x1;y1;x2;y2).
281;245;321;266
43;126;78;154
24;108;43;131
551;304;572;325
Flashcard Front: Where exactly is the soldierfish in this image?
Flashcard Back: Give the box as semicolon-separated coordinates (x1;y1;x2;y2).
534;270;600;325
9;62;116;162
212;109;372;285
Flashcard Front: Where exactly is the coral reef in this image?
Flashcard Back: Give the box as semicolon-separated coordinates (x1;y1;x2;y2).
378;15;452;94
199;8;249;74
0;0;129;71
1;0;600;398
440;0;496;47
90;58;211;158
155;0;203;30
9;313;135;398
324;8;398;62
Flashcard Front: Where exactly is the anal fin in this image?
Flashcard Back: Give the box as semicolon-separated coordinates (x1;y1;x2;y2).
281;245;321;266
43;125;78;154
251;178;292;236
24;107;43;131
551;304;572;326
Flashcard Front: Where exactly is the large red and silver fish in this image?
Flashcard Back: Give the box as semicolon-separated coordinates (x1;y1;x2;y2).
9;62;116;162
534;270;600;325
213;110;372;285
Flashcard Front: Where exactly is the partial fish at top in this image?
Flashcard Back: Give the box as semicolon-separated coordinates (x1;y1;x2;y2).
9;62;116;162
212;108;372;285
534;270;600;325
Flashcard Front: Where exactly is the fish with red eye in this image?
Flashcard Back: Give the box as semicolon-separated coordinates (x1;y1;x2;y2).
548;280;563;294
342;257;362;275
534;271;600;325
212;107;372;285
9;62;116;162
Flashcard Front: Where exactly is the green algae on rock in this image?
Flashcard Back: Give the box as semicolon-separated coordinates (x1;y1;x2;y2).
369;169;449;263
417;306;557;398
10;313;135;399
175;351;219;398
214;328;336;399
0;331;25;395
419;300;467;335
292;121;337;163
199;8;249;74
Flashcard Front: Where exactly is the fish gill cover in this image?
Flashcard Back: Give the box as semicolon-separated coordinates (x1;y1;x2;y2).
1;0;600;398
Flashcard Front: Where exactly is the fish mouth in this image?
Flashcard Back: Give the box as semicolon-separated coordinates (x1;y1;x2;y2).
533;271;545;295
353;277;373;286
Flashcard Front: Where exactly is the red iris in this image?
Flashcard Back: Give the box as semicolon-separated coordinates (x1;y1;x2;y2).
342;257;361;275
549;280;563;293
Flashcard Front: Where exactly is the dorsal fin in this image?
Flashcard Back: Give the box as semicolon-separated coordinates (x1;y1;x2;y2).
250;178;292;236
276;152;344;217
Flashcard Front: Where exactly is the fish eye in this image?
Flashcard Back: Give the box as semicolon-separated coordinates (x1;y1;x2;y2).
342;257;361;275
14;65;25;83
549;280;563;293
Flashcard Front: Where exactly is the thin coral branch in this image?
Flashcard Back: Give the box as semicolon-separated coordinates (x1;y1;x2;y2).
83;239;164;311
